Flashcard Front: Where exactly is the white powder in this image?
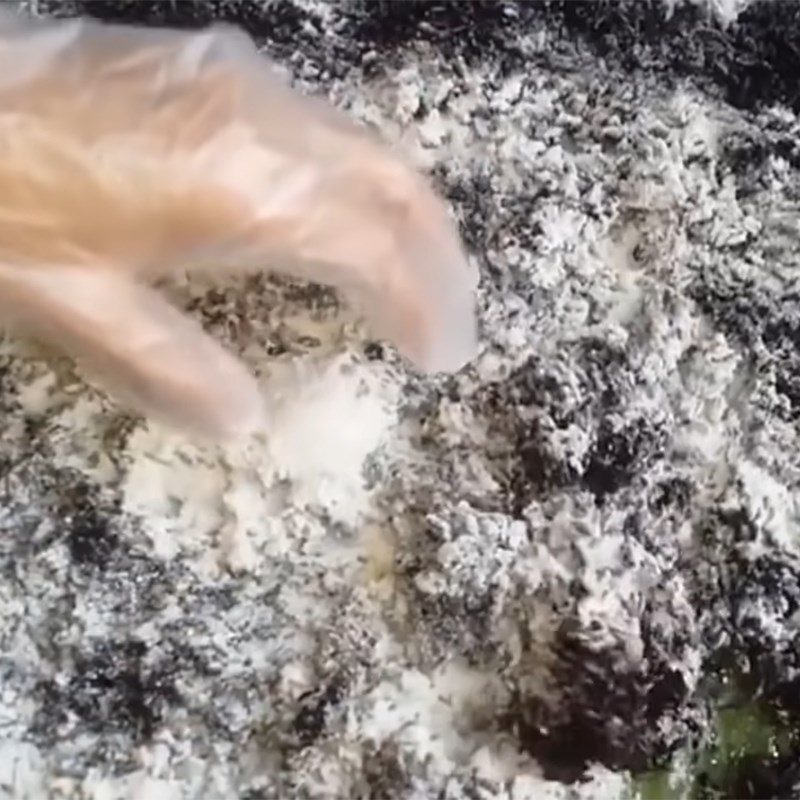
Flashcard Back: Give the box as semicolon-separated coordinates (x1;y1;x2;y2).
2;3;799;798
260;355;398;522
677;0;755;26
119;353;398;574
737;459;800;551
0;740;46;800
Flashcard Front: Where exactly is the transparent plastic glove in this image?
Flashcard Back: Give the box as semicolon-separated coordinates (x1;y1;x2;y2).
0;9;478;438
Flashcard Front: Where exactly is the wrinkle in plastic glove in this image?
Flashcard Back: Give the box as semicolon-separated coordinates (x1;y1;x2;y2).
0;9;478;439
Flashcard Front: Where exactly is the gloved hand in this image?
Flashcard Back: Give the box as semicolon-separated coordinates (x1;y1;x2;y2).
0;8;478;439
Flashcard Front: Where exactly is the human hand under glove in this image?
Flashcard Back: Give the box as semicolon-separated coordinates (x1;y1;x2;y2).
0;8;478;439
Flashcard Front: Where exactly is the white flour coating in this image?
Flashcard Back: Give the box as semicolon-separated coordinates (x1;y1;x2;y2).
120;354;398;573
680;0;755;25
2;1;800;798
